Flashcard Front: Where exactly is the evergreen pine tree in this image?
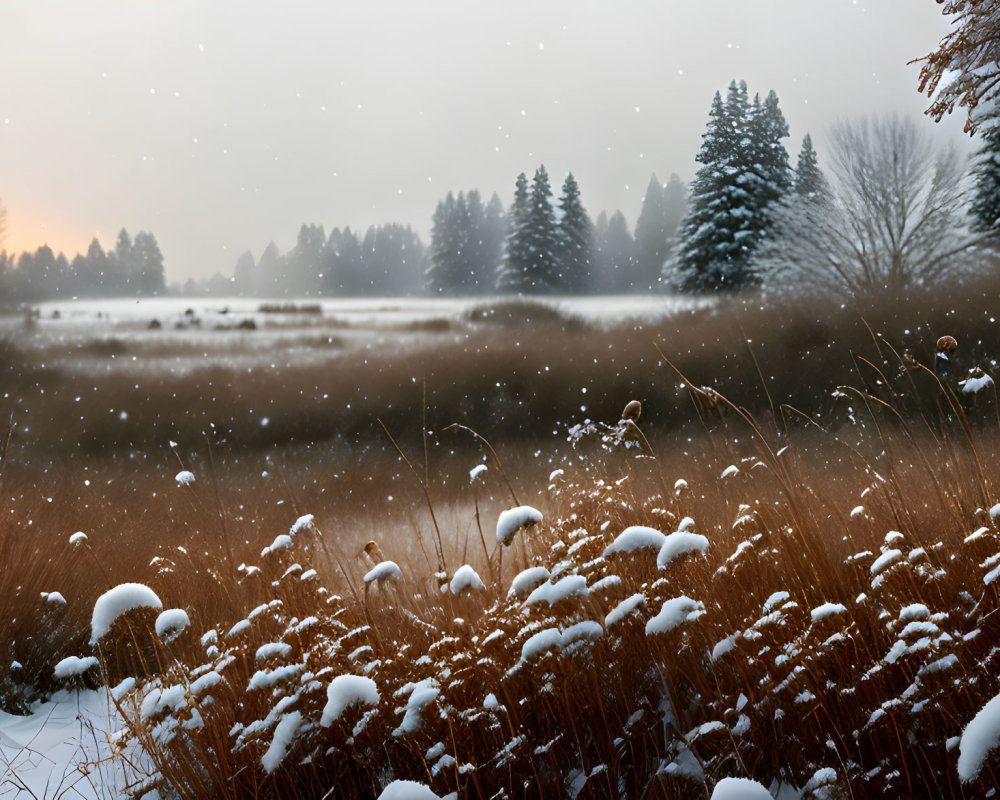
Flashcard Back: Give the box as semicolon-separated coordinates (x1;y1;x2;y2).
426;192;461;294
634;174;669;291
498;172;531;293
593;210;635;292
793;134;827;199
132;231;166;295
671;81;791;292
523;165;559;291
480;193;506;293
970;124;1000;234
555;172;594;293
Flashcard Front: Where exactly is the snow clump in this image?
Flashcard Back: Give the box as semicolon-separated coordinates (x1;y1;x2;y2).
155;608;191;643
958;689;1000;782
260;534;293;558
53;655;99;679
69;531;88;546
321;675;380;726
364;561;403;585
710;776;775;799
521;620;603;661
508;566;550;598
289;514;315;535
261;710;303;774
496;505;543;546
376;781;456;800
90;582;163;644
657;530;710;569
174;470;195;486
646;596;705;635
603;526;666;556
449;564;485;594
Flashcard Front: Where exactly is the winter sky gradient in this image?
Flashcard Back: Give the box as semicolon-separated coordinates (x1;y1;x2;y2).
0;0;968;281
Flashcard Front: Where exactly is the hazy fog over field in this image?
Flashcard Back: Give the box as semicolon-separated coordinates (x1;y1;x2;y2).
0;1;966;281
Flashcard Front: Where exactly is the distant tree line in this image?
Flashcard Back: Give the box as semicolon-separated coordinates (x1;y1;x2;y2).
0;228;165;305
212;223;429;298
207;170;687;298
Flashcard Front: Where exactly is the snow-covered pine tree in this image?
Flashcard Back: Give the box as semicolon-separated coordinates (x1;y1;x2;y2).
497;172;531;293
555;172;594;293
751;90;792;237
970;124;1000;234
523;165;560;291
670;81;791;292
794;133;828;199
671;83;750;292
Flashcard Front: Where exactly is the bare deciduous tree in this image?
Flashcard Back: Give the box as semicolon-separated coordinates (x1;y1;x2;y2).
756;115;982;296
915;0;1000;134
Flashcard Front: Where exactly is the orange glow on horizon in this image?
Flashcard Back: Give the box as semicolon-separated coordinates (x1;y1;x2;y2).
1;210;100;259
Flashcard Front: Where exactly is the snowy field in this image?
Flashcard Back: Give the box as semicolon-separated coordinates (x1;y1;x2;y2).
0;295;706;377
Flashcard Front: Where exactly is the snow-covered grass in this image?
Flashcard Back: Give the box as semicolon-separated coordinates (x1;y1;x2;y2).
7;289;1000;797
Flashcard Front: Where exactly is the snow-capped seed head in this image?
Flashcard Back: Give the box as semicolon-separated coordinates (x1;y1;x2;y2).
496;505;543;547
449;564;486;595
289;514;315;535
175;470;195;486
469;463;488;484
936;335;958;356
961;367;994;394
364;560;402;585
90;582;163;644
621;399;642;423
69;531;88;547
155;608;191;643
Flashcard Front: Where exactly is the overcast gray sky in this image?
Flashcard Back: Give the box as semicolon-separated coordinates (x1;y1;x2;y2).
0;1;967;282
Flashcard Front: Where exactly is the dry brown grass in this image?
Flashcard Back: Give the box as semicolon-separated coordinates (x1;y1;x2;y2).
6;284;1000;797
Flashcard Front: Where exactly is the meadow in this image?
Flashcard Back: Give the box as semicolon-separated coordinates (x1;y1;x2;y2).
3;285;1000;799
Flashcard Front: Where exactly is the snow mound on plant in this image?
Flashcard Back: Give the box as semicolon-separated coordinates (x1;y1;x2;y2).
90;583;163;644
710;776;773;799
496;505;542;546
959;689;1000;782
322;675;380;726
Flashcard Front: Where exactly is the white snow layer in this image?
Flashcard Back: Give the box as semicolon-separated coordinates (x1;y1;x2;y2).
394;678;440;736
496;505;543;546
959;689;1000;782
261;533;293;557
261;710;303;774
364;560;403;584
657;530;710;569
69;531;88;546
377;780;456;800
603;526;666;556
508;566;551;598
322;675;381;726
521;621;603;661
53;655;99;679
450;564;486;594
645;596;705;635
524;575;588;606
90;582;163;644
710;776;774;799
605;593;646;627
174;469;195;486
0;689;153;799
810;603;847;623
155;608;191;641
